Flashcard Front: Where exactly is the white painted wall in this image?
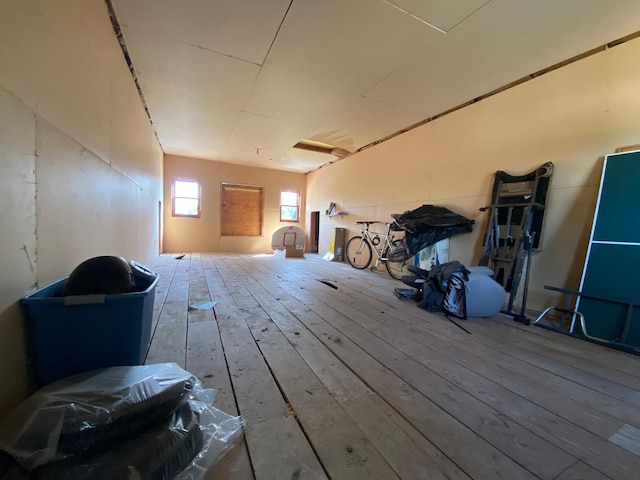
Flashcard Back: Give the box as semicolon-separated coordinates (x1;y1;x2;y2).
306;37;640;313
0;0;162;415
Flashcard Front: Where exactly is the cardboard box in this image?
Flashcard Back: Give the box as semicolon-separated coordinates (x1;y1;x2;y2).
285;245;305;258
332;228;345;262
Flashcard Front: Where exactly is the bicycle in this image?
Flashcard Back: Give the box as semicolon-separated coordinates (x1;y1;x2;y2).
345;221;411;280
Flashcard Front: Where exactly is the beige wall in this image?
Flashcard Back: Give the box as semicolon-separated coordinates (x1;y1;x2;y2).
307;37;640;313
164;155;306;253
0;0;162;415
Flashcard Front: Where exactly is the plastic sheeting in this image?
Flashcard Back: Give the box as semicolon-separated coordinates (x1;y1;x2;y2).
392;205;474;255
0;364;244;479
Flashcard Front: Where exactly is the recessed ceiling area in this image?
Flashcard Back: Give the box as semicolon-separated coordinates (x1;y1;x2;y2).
110;0;640;173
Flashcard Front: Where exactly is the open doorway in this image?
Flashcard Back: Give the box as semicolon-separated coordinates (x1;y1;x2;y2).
310;211;320;253
158;200;162;254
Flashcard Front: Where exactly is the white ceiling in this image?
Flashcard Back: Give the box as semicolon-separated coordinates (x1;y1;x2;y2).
111;0;640;173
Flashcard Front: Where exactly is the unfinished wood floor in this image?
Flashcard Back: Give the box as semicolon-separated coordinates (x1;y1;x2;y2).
146;253;640;480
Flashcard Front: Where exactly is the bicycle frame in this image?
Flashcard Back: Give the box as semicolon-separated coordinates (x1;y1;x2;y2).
345;221;410;280
361;222;399;270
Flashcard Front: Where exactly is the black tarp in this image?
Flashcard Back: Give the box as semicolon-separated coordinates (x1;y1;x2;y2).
392;205;474;255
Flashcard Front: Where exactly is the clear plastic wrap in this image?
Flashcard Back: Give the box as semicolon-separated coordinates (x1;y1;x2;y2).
0;363;201;470
175;400;245;480
32;400;204;479
0;363;244;479
31;399;245;480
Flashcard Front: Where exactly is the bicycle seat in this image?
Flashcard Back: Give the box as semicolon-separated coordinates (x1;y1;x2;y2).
356;221;378;225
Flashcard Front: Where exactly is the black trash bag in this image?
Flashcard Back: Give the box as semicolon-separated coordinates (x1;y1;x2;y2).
392;205;474;255
0;363;197;470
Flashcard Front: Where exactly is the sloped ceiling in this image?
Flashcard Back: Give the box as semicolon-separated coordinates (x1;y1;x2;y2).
110;0;640;173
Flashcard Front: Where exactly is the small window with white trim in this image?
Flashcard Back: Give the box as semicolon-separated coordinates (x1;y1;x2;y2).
172;178;201;218
280;190;300;222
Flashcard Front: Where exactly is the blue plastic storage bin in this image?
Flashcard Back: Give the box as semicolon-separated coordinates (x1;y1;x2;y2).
21;273;159;387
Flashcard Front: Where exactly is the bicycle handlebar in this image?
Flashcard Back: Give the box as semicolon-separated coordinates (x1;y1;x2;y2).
355;221;402;230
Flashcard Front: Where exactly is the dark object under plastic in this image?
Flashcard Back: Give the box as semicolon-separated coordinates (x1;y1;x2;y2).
32;401;205;480
0;451;28;480
63;256;135;296
392;205;474;255
0;363;196;470
0;365;245;480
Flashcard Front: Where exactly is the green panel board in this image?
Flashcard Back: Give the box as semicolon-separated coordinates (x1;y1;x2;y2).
592;151;640;243
578;243;640;343
577;151;640;350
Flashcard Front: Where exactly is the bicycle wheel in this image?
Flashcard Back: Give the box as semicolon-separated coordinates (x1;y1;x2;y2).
384;240;410;280
345;236;373;269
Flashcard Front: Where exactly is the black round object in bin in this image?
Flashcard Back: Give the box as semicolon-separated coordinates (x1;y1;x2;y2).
63;256;134;296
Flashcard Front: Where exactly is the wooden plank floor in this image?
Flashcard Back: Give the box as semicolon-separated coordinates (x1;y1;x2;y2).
146;253;640;480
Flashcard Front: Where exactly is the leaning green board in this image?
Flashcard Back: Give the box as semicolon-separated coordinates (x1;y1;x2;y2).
575;150;640;349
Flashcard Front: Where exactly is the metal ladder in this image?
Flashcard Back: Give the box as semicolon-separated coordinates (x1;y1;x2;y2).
479;162;553;323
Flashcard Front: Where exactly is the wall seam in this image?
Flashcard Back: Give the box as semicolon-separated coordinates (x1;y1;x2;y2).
33;114;40;289
309;29;640;173
104;0;162;150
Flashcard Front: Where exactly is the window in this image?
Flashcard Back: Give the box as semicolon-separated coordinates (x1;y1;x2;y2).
280;190;300;222
172;179;201;217
220;183;263;236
